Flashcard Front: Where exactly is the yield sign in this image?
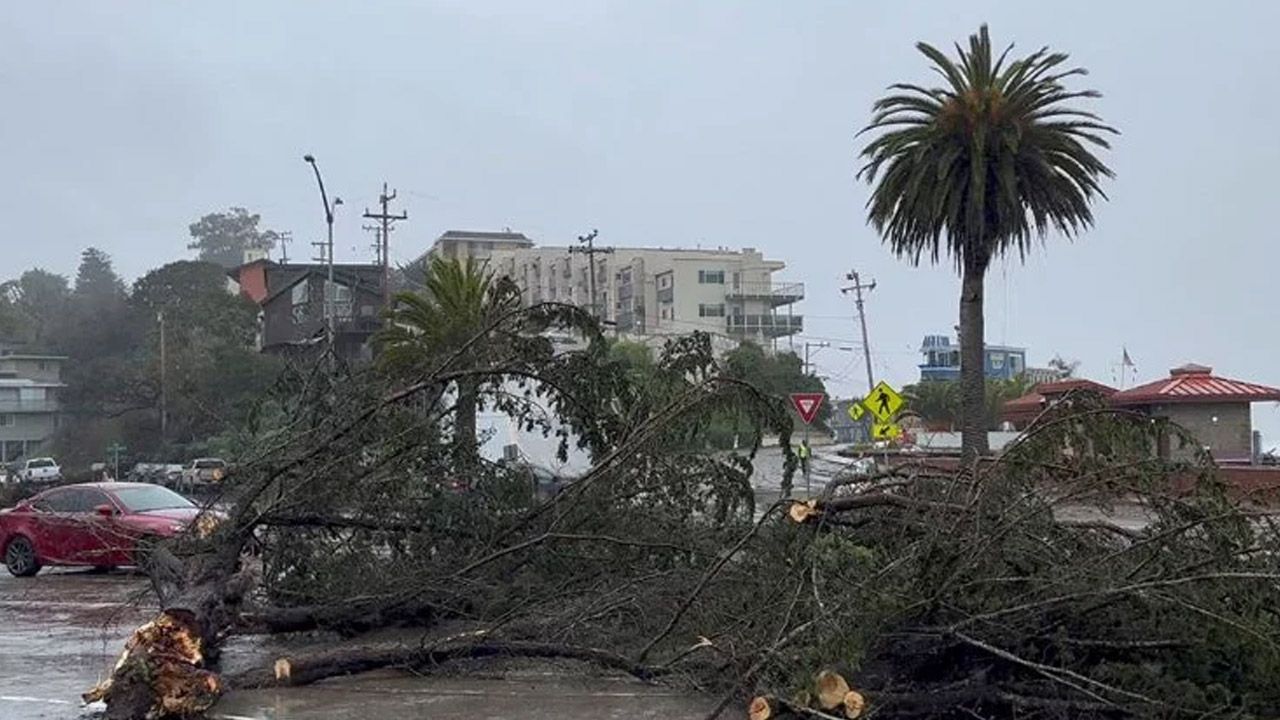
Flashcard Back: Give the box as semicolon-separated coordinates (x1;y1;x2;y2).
789;392;825;425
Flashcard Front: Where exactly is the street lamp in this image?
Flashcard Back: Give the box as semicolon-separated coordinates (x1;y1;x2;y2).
303;154;342;343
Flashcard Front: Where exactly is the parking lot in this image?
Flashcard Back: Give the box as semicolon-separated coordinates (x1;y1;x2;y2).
0;570;721;720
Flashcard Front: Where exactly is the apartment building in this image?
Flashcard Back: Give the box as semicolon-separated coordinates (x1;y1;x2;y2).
0;343;65;463
428;231;803;350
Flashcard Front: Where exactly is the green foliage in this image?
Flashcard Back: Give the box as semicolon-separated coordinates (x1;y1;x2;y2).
0;268;70;348
378;256;525;457
187;207;280;268
3;250;280;470
902;376;1032;430
859;24;1114;457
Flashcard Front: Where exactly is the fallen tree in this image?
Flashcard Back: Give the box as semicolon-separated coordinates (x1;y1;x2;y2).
89;316;1280;719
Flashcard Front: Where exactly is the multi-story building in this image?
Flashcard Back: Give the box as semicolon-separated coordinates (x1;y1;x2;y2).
429;230;534;263
918;334;1028;382
427;231;804;350
0;343;65;464
228;260;386;362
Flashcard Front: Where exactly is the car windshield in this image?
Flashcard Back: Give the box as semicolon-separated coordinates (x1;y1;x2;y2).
111;486;194;513
27;459;55;468
194;460;224;469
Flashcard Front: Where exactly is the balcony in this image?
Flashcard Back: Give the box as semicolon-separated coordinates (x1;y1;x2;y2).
0;399;59;413
725;281;804;307
726;313;803;338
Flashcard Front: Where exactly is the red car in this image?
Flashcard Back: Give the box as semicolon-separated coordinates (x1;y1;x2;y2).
1;482;202;577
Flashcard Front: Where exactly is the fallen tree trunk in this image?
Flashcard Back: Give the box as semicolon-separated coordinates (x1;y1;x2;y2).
226;637;668;689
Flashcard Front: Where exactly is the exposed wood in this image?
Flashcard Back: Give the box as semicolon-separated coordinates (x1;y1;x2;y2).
814;670;851;710
748;695;773;720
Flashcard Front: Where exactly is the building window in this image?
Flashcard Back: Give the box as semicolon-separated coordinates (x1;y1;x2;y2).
658;275;671;289
698;303;726;318
1009;354;1022;373
0;414;12;427
327;281;353;320
661;308;670;320
37;361;50;371
990;352;1005;370
698;270;725;284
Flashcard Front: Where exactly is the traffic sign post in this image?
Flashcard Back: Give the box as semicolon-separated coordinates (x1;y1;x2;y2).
789;393;825;426
862;381;903;423
789;392;825;496
871;422;903;441
106;443;126;482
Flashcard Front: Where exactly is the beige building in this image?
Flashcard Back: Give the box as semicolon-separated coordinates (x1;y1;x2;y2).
427;232;803;350
0;345;66;463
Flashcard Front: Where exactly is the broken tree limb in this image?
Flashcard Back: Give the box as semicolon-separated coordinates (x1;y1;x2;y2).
226;638;668;689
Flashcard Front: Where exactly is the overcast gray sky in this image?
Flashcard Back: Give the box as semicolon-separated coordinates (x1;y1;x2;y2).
4;1;1279;443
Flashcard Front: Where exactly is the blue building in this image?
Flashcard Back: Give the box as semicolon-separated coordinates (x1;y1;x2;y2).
919;334;1026;382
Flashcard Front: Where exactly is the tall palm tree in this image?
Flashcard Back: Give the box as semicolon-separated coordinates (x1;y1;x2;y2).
378;256;521;457
858;25;1115;461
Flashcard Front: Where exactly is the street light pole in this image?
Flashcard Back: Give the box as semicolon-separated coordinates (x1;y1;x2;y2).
303;154;342;345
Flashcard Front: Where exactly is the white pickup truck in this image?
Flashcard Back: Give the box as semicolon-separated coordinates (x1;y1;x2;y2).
14;457;62;483
180;458;227;491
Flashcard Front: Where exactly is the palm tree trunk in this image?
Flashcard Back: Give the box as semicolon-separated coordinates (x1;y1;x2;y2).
454;378;478;457
959;261;989;463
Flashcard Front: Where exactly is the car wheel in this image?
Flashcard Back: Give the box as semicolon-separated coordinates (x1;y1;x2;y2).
4;536;41;577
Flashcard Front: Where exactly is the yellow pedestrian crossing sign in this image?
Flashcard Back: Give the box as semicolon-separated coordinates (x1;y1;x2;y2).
871;421;902;440
862;381;904;422
847;402;866;422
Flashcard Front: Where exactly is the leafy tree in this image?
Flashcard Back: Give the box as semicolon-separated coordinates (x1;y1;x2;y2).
904;376;1034;431
187;207;281;268
0;269;69;347
378;256;522;457
132;260;259;346
130;261;275;447
903;380;960;430
858;25;1115;460
1047;354;1079;379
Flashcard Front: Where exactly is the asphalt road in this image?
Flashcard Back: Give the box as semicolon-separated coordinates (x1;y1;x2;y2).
0;571;722;720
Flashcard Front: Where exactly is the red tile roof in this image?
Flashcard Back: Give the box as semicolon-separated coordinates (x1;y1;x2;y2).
1109;364;1280;406
1001;379;1117;420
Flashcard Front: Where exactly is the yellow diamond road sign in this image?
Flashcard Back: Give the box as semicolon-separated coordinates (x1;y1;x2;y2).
847;402;866;422
871;421;902;440
862;381;904;422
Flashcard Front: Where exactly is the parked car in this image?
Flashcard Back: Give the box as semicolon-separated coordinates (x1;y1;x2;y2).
0;482;203;576
180;458;227;491
127;463;184;486
14;457;61;484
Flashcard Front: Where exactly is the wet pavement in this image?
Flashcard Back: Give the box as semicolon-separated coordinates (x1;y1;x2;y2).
0;571;723;719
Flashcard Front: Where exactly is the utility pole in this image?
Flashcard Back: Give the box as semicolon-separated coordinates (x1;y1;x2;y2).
277;230;292;263
567;229;614;320
841;269;877;393
802;341;829;376
363;183;407;306
158;310;166;441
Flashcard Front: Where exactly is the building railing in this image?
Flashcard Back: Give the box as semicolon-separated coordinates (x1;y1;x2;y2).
725;281;804;304
726;314;804;336
0;400;59;413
